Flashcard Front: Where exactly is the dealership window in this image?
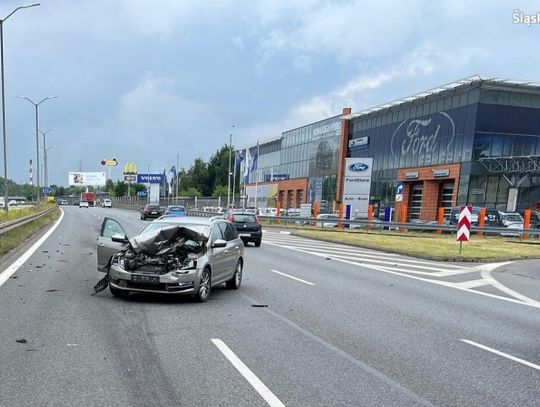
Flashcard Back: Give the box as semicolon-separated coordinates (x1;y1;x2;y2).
468;176;487;205
512;136;524;156
491;136;503;157
485;176;499;204
473;135;492;160
496;177;510;209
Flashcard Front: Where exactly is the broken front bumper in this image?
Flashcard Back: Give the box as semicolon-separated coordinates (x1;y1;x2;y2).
109;264;201;294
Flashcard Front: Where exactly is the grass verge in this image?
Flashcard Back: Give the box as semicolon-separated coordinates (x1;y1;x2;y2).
291;228;540;262
0;204;54;223
0;207;60;258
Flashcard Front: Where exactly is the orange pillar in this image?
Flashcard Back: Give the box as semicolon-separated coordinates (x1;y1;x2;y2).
522;208;531;239
436;207;444;234
338;203;344;229
477;208;486;236
367;204;373;231
313;201;320;227
276;200;281;224
399;205;407;233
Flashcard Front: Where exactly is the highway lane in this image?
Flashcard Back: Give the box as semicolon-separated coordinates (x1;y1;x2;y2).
0;206;538;406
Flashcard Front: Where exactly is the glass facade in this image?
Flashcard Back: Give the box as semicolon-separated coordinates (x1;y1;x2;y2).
348;83;540;212
242;116;342;210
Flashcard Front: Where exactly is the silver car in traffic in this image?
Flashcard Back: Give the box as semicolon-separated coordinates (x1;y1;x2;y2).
96;216;244;301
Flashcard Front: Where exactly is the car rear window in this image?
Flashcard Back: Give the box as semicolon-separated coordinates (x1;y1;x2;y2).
168;206;185;211
147;205;160;210
232;214;256;223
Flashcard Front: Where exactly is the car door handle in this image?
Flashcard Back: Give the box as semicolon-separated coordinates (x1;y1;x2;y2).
98;243;105;247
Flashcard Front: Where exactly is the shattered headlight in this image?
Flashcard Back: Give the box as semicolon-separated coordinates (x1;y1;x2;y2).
179;259;197;270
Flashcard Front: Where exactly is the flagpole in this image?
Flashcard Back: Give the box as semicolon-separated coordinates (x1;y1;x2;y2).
227;133;232;209
254;141;259;212
232;151;237;209
176;153;179;204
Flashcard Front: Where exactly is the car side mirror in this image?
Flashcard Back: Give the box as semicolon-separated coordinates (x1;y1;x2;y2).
111;234;129;244
212;239;227;248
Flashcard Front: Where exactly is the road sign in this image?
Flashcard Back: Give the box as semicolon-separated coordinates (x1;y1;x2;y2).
456;205;472;242
395;193;403;202
137;190;147;197
101;159;118;166
124;175;136;182
396;182;404;194
42;187;52;195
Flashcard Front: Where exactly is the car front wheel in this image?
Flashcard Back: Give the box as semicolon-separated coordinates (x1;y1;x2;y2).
196;268;211;302
226;260;243;289
254;239;261;247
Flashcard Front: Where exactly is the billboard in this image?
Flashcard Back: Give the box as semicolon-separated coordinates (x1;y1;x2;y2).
137;173;163;184
246;183;278;208
68;172;106;186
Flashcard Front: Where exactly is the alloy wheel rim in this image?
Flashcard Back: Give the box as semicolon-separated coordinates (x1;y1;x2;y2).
200;271;210;298
235;263;242;285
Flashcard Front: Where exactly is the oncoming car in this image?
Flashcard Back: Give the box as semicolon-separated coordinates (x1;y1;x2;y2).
96;216;244;301
79;201;89;208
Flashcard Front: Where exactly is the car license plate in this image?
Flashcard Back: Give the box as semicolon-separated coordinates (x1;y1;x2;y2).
131;275;159;284
239;233;250;237
151;211;157;214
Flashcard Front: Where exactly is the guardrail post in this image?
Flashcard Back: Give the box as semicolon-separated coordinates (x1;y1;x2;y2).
275;201;281;224
477;208;486;236
338;203;344;229
436;207;444;234
522;208;531;239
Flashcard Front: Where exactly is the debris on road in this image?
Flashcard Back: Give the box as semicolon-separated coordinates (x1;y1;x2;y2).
16;338;27;344
46;289;59;292
251;304;268;308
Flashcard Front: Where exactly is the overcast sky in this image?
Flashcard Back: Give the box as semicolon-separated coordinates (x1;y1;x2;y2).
1;0;539;186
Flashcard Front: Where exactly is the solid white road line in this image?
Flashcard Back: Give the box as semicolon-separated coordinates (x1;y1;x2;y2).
0;208;65;287
454;279;490;289
480;269;540;307
270;269;315;286
211;338;286;407
460;339;540;371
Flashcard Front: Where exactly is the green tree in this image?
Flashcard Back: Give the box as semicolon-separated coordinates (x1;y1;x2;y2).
181;187;201;197
207;145;232;192
105;179;115;196
189;158;210;195
212;184;228;197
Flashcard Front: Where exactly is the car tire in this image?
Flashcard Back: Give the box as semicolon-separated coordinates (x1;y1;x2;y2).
226;260;243;289
254;239;261;247
109;284;129;298
196;268;211;302
141;214;145;220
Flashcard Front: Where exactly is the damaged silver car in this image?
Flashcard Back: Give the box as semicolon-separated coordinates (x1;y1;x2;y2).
96;216;244;301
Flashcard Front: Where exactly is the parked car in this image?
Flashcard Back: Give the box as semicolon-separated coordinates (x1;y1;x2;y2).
227;212;262;246
140;204;163;220
96;216;244;301
79;201;89;208
316;213;339;227
102;199;112;208
163;205;187;217
59;199;68;205
8;200;18;207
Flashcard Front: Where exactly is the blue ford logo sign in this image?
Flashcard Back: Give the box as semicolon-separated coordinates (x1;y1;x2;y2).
348;162;369;172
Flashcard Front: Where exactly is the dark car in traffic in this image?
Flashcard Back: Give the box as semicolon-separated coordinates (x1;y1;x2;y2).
227;212;262;246
140;204;163;220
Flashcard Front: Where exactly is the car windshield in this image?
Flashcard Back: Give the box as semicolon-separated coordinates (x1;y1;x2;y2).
146;205;160;210
232;214;256;223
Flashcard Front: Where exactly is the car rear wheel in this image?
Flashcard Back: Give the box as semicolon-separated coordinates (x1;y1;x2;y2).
196;268;211;302
226;260;243;289
109;284;129;298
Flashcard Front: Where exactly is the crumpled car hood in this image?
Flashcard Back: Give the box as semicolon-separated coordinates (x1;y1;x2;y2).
129;225;208;256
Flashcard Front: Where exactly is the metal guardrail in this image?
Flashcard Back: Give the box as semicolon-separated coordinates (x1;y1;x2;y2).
191;212;540;237
105;206;540;237
0;207;56;236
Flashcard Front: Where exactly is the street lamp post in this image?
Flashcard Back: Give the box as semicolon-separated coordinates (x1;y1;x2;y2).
39;128;54;187
17;95;57;203
0;3;40;211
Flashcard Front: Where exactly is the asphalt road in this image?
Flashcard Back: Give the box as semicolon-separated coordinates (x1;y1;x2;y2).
0;206;538;406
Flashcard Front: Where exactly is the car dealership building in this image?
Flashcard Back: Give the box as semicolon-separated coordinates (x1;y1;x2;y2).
241;76;540;221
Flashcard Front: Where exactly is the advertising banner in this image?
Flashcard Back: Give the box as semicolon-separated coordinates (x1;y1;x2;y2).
68;172;106;186
246;183;278;208
342;158;373;217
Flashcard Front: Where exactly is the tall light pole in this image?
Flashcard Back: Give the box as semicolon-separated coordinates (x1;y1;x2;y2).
226;124;235;209
1;3;40;211
39;128;54;187
17;95;57;203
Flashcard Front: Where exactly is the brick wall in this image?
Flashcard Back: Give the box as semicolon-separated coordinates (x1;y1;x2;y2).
277;178;308;208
